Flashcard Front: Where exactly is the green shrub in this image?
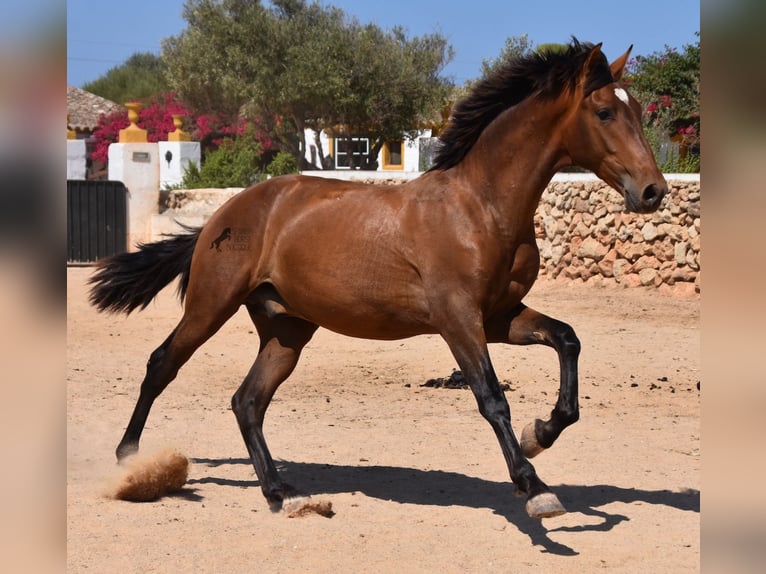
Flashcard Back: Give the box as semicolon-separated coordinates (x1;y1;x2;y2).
181;124;264;188
266;151;299;177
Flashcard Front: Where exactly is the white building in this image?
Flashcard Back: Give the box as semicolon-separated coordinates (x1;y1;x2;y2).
303;128;439;173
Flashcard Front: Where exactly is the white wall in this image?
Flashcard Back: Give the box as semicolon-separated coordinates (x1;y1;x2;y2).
67;139;87;180
303;128;433;172
158;141;201;189
108;142;160;249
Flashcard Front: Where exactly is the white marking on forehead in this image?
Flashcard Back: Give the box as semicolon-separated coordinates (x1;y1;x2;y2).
614;88;630;105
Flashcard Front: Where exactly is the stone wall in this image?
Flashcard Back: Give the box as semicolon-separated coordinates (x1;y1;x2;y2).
159;174;700;294
534;177;700;295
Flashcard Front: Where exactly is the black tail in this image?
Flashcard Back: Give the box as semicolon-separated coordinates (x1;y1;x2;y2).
88;227;202;314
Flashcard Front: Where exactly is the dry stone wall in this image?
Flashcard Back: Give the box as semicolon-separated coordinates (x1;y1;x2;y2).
534;177;700;295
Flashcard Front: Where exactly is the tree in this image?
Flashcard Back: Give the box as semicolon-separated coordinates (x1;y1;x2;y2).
625;33;700;172
336;23;453;169
162;0;271;120
627;38;700;134
479;34;535;80
83;52;170;104
162;0;453;169
255;0;356;167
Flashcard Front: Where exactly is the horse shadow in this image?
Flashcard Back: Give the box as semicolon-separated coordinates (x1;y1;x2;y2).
186;457;699;556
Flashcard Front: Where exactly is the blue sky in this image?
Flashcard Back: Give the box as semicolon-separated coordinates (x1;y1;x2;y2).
67;0;700;88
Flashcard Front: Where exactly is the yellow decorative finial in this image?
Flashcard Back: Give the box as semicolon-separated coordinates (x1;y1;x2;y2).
119;102;148;143
168;114;191;142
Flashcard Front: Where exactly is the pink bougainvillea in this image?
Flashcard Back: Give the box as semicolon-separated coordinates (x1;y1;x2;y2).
139;92;190;143
643;93;679;130
678;125;696;136
90;114;130;163
91;92;192;163
90;92;273;164
193;113;273;153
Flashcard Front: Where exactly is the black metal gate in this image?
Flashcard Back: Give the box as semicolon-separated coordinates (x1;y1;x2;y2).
67;180;127;263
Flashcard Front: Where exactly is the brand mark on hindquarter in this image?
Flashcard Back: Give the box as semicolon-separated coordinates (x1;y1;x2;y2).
210;227;252;252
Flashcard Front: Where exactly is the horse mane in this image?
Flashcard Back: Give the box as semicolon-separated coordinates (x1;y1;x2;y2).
430;38;614;171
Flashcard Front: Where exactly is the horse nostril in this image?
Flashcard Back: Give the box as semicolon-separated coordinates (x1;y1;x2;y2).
641;184;665;208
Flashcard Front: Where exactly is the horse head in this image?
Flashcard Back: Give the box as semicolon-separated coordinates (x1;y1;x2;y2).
561;43;668;213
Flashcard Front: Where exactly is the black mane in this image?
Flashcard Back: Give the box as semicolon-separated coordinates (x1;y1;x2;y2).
430;39;614;171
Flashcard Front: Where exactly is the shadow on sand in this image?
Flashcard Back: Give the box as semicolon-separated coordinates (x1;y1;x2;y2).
187;457;699;556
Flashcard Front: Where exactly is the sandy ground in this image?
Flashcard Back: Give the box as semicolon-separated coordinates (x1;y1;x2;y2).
67;266;699;573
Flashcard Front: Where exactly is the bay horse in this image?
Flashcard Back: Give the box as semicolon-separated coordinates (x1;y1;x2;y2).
89;40;667;519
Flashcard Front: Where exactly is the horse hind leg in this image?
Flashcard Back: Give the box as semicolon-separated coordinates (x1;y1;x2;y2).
486;304;581;459
115;330;177;460
115;303;239;461
231;308;318;510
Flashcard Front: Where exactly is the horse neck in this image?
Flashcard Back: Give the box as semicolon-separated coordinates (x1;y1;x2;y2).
457;95;570;232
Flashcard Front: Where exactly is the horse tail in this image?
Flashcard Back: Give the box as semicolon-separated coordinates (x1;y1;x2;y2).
88;226;202;314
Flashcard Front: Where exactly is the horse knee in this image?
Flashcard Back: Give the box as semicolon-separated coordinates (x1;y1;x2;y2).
552;321;580;356
474;386;511;422
231;387;267;430
231;390;252;419
479;402;510;423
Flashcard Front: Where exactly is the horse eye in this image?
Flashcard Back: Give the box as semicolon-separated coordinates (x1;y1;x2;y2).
596;108;613;122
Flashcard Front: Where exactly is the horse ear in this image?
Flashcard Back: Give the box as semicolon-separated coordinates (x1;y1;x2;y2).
580;42;604;86
584;43;603;65
610;45;633;81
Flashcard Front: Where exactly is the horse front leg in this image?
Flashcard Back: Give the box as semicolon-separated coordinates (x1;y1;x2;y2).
439;314;566;519
485;303;581;459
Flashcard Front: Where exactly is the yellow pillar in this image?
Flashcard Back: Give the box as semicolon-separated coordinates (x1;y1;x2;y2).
119;102;148;143
66;114;76;140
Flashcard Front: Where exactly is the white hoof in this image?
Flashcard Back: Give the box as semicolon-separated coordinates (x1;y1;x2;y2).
282;495;334;518
526;492;566;519
520;420;546;459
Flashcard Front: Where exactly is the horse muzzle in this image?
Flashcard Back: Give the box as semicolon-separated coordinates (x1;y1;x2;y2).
623;181;668;214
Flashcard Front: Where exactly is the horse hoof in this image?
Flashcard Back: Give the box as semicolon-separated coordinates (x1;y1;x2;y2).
266;484;305;512
116;443;138;463
526;492;566;519
520;420;546;459
282;495;334;518
280;494;312;514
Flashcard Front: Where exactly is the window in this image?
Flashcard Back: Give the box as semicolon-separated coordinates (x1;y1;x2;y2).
382;140;403;170
335;137;370;169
